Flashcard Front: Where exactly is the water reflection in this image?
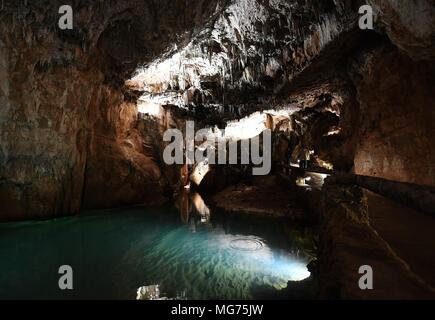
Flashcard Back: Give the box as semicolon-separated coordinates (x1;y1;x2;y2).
121;210;312;299
0;201;314;300
175;191;211;231
166;191;312;298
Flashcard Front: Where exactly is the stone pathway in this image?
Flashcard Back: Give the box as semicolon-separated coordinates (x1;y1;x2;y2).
365;190;435;290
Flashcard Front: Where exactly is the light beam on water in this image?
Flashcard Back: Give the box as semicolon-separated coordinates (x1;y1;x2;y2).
0;202;313;300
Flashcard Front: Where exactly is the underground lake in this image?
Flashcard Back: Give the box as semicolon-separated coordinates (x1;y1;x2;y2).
0;199;315;300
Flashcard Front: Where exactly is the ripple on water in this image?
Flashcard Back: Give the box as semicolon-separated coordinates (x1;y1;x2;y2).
229;237;264;252
0;206;314;300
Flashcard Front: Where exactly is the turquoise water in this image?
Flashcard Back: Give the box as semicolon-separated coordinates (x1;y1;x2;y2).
0;203;314;300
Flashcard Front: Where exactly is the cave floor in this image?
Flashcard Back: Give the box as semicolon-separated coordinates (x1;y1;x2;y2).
365;190;435;290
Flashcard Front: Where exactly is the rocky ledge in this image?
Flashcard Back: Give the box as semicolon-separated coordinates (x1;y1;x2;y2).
211;175;308;219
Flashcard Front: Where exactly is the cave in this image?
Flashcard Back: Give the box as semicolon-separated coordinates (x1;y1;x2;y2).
0;0;435;301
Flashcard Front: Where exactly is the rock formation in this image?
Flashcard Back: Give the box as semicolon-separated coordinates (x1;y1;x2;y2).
1;0;434;222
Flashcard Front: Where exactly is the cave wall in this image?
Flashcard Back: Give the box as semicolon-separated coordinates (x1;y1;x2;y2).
350;45;435;186
347;0;435;186
0;0;366;220
0;0;225;220
1;0;434;221
81;85;164;209
282;0;435;185
0;29;102;220
369;0;435;61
